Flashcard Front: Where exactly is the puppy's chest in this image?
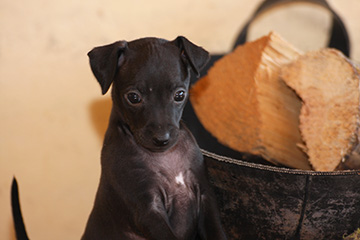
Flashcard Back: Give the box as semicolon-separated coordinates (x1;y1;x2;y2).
148;151;197;195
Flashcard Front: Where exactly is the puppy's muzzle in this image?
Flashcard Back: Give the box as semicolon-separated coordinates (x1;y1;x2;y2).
152;132;171;147
135;124;179;152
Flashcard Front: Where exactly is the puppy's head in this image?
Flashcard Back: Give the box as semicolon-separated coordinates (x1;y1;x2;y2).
88;36;209;152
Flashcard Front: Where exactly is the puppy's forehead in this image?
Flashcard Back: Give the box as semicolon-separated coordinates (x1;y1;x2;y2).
128;39;180;66
128;38;173;51
125;39;186;86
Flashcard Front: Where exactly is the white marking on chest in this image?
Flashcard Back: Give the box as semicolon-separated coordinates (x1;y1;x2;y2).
175;172;185;186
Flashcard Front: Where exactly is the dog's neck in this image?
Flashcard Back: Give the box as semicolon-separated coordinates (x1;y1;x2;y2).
108;107;132;135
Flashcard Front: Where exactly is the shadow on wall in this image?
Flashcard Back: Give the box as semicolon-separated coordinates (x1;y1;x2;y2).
8;221;16;240
89;97;112;140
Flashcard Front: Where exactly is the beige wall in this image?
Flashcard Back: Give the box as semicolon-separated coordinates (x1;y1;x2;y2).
1;0;359;239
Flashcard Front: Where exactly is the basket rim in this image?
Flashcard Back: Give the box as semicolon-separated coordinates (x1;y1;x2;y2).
202;149;360;176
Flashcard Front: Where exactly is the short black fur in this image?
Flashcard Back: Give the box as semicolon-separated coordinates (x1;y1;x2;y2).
82;36;226;240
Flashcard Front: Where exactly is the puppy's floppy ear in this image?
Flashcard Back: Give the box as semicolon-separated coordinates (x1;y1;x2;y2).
174;36;210;77
88;41;128;95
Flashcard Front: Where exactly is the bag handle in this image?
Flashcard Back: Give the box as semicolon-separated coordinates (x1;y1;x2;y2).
233;0;351;57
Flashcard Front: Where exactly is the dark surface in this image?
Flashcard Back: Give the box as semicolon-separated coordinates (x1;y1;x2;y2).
203;152;360;240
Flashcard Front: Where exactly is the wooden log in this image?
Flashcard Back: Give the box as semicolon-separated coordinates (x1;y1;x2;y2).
190;32;312;169
281;49;360;171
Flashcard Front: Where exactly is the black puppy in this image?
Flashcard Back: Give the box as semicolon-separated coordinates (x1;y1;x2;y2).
81;36;226;240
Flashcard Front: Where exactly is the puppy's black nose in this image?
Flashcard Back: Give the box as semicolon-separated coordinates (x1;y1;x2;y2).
152;133;170;147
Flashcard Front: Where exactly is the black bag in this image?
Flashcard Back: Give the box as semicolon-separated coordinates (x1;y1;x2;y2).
183;0;360;239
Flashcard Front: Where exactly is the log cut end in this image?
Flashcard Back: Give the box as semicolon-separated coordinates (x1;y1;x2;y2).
281;49;360;171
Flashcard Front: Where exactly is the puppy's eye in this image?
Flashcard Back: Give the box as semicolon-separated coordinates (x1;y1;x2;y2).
126;92;142;104
174;90;186;102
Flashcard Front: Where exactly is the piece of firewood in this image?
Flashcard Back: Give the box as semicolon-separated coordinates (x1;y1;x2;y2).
190;32;311;169
281;49;360;171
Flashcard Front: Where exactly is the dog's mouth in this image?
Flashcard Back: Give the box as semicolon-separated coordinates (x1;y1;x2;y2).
120;122;179;152
146;145;174;153
140;134;178;153
136;130;178;153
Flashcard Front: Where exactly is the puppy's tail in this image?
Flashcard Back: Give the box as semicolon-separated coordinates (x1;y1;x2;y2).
11;177;30;240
